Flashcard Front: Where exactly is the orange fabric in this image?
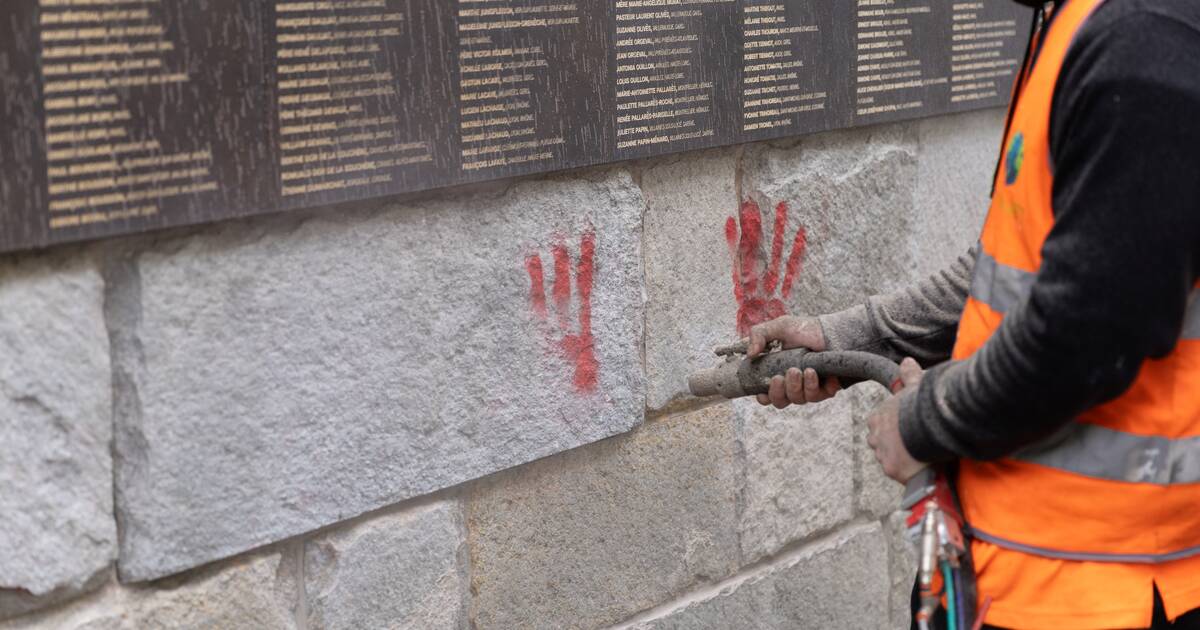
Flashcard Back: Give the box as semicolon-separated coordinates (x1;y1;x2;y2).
951;296;1004;361
946;0;1200;626
961;460;1200;557
1081;342;1200;438
973;541;1200;629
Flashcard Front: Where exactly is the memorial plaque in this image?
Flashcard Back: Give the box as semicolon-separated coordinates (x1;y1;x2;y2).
945;1;1025;111
610;0;740;159
0;0;1033;253
1;0;271;252
740;1;847;138
265;0;455;208
456;0;610;176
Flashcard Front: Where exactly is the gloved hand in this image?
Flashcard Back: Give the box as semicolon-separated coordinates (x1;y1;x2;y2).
746;315;843;408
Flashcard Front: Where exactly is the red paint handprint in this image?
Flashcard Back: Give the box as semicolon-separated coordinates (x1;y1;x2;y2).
726;200;808;337
525;229;599;393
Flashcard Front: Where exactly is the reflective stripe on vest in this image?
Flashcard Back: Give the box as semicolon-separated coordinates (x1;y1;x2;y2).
1186;291;1200;339
1015;422;1200;485
969;247;1034;314
968;245;1200;339
970;528;1200;565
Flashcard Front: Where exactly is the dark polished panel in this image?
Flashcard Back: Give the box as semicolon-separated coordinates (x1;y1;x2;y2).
0;0;1031;253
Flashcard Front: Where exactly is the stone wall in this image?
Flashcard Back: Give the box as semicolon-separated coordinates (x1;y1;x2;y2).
0;108;1002;629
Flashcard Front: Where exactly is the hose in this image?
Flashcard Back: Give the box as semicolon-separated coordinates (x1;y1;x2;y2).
687;348;902;399
942;561;958;630
955;563;969;630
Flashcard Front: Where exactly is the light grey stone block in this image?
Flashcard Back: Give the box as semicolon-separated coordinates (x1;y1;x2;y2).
630;523;890;630
886;512;918;630
0;552;295;630
114;170;646;581
913;109;1006;273
735;110;998;323
643;122;928;410
643;121;934;406
0;257;114;618
642;148;741;411
305;501;467;630
741;123;922;317
466;403;739;630
632;110;1001;412
735;397;854;563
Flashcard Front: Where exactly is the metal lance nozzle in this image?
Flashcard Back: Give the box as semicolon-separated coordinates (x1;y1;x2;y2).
687;346;902;400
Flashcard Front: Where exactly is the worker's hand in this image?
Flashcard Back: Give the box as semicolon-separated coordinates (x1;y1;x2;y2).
748;316;842;408
867;358;926;483
746;315;827;357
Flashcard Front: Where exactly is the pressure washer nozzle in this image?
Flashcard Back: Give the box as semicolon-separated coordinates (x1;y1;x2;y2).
687;347;901;401
687;362;743;398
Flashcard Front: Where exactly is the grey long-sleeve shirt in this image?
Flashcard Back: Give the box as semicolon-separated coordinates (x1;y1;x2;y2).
819;247;975;367
818;0;1200;464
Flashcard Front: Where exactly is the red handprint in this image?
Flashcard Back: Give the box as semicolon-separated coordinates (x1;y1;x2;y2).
726;200;808;337
525;229;599;393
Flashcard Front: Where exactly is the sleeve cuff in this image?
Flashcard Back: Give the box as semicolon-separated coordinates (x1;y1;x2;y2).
817;304;873;351
897;374;958;464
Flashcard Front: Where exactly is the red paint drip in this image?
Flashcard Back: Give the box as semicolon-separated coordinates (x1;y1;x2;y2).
725;217;742;303
551;242;572;329
575;231;595;332
525;254;547;319
561;230;598;393
780;226;807;299
737;200;763;298
762;201;788;294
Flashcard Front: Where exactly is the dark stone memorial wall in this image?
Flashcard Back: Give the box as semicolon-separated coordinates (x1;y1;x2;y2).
0;0;1032;253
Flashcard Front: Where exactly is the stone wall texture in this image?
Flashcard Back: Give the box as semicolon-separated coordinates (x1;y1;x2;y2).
114;172;645;581
0;254;114;619
0;108;1003;627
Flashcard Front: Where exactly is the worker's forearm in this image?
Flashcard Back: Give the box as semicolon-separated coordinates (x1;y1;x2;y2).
897;305;1143;463
819;246;974;365
898;278;1184;463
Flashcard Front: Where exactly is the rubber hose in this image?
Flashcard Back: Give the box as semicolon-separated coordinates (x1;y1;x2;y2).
943;561;958;630
687;349;901;399
955;562;968;630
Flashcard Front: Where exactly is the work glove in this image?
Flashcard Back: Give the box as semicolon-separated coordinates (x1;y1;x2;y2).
746;315;843;408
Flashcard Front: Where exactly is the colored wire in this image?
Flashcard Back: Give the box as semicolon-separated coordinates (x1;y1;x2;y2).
955;565;967;629
942;561;958;630
971;596;993;630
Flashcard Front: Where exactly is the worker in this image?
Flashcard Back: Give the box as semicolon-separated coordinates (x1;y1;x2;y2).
745;0;1200;628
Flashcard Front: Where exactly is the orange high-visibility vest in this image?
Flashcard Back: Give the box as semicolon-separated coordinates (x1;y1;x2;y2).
952;0;1200;625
